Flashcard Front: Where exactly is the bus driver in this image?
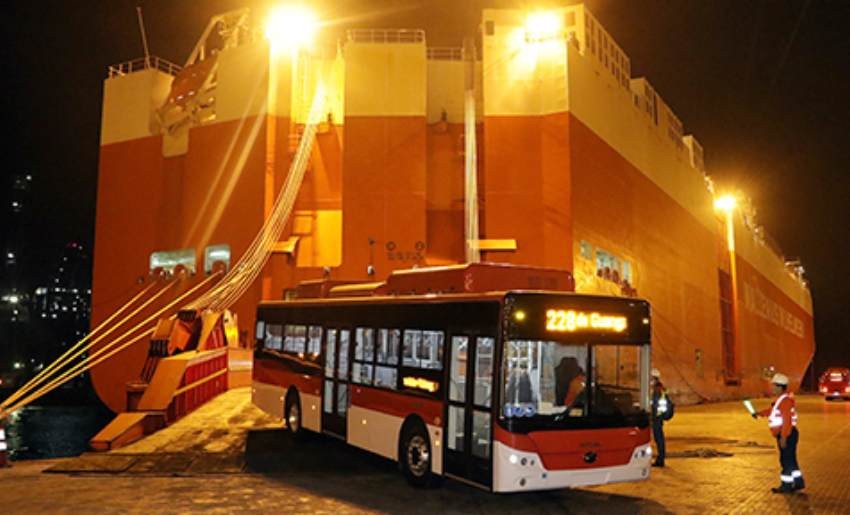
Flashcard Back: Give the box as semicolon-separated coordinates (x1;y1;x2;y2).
555;356;586;408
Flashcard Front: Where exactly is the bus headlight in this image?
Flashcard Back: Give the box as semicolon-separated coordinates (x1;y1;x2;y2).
634;446;652;459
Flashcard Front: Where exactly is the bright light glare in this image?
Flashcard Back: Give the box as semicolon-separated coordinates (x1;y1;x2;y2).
714;194;737;212
265;6;319;52
525;11;563;43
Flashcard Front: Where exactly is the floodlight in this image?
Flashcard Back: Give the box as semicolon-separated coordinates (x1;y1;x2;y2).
525;11;563;43
714;194;737;212
264;6;319;53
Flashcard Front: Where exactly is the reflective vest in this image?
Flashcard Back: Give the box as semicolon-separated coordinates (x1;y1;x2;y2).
656;394;669;417
0;423;7;467
767;393;797;432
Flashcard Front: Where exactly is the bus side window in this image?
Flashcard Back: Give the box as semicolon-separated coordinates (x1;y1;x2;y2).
265;324;283;351
403;330;444;370
377;329;399;365
421;331;444;370
403;330;422;367
353;328;375;385
307;326;322;360
284;325;306;355
474;337;494;407
375;329;399;390
255;320;266;348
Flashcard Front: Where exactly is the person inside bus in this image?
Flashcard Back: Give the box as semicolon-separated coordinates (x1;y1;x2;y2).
505;367;536;404
555;356;586;409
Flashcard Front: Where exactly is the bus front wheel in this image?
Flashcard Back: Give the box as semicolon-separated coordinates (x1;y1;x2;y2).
401;424;435;487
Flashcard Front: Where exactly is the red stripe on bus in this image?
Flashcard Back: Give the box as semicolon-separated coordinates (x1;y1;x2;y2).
254;359;322;396
351;385;443;426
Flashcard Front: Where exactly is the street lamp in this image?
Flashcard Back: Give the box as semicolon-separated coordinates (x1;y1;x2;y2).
260;5;320;299
714;193;740;382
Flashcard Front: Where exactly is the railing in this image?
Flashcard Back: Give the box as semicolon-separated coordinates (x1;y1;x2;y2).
108;56;182;78
427;47;464;60
166;349;228;422
347;28;425;44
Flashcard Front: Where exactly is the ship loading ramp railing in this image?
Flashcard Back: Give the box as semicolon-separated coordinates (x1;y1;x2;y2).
0;271;223;422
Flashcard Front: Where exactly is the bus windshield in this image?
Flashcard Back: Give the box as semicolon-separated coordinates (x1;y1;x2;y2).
502;339;647;421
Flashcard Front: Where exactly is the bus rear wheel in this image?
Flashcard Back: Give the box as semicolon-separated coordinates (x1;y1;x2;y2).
285;391;303;438
401;425;434;487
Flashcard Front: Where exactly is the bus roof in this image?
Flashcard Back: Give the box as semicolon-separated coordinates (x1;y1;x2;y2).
285;263;576;300
260;289;649;309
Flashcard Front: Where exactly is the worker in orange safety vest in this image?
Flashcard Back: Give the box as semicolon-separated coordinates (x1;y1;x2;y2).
0;421;8;468
753;373;804;493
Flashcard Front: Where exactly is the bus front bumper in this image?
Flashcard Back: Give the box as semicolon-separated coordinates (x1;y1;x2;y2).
492;441;652;493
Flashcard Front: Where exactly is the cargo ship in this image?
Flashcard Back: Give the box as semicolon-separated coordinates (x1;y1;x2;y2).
89;2;813;429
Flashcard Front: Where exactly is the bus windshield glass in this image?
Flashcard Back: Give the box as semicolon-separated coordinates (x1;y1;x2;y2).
502;340;645;420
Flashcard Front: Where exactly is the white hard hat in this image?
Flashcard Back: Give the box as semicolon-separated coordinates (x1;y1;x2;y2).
771;373;789;386
651;368;661;379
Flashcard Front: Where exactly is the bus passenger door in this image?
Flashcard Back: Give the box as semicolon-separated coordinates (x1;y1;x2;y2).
444;335;494;488
322;328;351;438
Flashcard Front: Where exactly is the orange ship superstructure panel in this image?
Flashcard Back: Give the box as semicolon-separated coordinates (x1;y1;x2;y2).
340;35;429;279
481;9;573;270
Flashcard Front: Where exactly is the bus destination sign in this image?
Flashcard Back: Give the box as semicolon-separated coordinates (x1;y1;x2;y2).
545;309;628;333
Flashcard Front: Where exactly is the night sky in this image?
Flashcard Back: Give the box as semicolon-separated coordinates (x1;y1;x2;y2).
2;1;848;374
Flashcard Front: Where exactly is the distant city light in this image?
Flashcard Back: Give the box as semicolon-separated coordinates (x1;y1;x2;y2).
6;252;13;259
13;362;23;370
7;295;19;304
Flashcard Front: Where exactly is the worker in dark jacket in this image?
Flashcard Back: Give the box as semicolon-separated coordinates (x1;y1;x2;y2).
650;368;669;467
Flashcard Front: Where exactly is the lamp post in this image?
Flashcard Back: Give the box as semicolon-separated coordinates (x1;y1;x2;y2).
260;6;319;299
715;194;740;382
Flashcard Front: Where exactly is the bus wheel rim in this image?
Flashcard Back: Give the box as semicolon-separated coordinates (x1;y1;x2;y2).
407;435;429;477
288;404;300;432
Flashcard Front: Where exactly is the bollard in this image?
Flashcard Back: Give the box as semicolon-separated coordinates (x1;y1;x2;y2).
0;422;8;468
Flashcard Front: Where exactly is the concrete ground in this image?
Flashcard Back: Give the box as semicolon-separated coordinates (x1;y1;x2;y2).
1;391;848;514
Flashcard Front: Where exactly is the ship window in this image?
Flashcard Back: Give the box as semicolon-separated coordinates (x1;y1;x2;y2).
204;244;231;274
150;248;196;274
622;261;632;284
595;248;632;285
579;241;593;260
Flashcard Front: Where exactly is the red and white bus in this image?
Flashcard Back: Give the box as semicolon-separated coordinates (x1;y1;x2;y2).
252;266;653;492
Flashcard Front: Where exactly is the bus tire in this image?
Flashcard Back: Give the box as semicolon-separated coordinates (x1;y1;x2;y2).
400;423;434;488
284;390;304;438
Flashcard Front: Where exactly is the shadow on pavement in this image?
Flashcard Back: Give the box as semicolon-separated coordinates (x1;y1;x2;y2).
245;428;674;514
783;492;814;515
